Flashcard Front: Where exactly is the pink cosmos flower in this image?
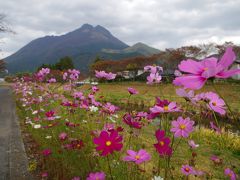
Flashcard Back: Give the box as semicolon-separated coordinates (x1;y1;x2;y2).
176;88;194;101
42;149;52;156
210;121;222;134
207;95;226;115
144;65;163;74
144;65;163;84
123;149;151;164
47;78;57;83
87;94;101;107
146;73;162;84
92;86;99;93
154;130;172;157
37;68;50;82
224;168;237;180
150;98;180;116
103;123;115;132
136;111;148;118
87;172;105;180
127;87;138;95
63;69;80;81
181;165;194;176
93;130;123;156
69;69;80;81
63;72;68;80
73;92;84;100
210;155;222;165
194;91;226;115
171;117;194;138
101;102;119;115
123;113;142;129
59;132;68;141
173;47;240;89
188;140;199;149
95;70;116;80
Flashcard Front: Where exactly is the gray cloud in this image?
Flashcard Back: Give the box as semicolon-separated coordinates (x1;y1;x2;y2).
1;0;240;58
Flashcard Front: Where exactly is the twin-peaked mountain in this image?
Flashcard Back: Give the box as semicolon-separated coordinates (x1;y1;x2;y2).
5;24;161;73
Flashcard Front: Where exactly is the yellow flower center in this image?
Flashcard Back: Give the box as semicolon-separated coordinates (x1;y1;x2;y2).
163;106;169;111
135;155;140;160
48;124;53;127
77;144;81;148
212;102;217;106
180;124;186;130
185;167;190;172
203;67;208;71
106;141;112;146
159;141;165;146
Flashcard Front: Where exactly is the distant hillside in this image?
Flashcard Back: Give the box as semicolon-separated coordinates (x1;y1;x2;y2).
5;24;163;74
5;24;130;73
102;42;161;56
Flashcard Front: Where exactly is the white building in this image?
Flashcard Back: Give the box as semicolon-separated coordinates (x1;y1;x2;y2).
232;60;240;80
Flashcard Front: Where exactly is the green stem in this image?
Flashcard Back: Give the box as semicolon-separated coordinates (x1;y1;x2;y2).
107;156;114;180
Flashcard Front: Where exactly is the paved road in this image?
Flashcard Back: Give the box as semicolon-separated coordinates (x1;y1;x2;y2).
0;87;31;180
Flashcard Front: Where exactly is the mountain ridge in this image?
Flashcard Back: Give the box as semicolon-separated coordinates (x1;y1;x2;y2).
5;24;161;73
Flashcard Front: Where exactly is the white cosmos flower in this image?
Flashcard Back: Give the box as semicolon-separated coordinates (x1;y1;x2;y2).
33;124;41;129
152;176;164;180
89;106;98;112
45;136;52;139
32;110;38;115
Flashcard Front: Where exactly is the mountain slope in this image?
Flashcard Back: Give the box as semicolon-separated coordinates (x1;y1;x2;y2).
102;42;161;56
6;24;129;73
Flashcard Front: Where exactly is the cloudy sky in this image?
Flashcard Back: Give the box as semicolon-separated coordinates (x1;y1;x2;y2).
0;0;240;58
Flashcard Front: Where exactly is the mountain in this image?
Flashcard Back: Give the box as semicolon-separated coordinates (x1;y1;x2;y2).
6;24;129;73
5;24;161;73
102;42;161;56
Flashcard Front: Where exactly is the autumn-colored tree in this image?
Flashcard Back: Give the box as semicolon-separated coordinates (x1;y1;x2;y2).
0;60;5;72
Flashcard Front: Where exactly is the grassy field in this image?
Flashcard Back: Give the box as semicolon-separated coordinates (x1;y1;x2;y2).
80;82;240;112
16;81;240;179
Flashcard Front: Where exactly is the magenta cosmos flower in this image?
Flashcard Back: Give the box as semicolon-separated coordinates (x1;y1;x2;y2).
123;149;151;164
93;130;123;156
171;117;194;138
181;165;194;176
224;168;237;180
154;129;172;157
42;149;52;156
127;87;138;95
150;98;180;116
45;110;56;120
87;172;105;180
174;47;240;89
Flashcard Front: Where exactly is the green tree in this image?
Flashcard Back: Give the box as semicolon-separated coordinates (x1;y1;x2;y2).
55;56;74;70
